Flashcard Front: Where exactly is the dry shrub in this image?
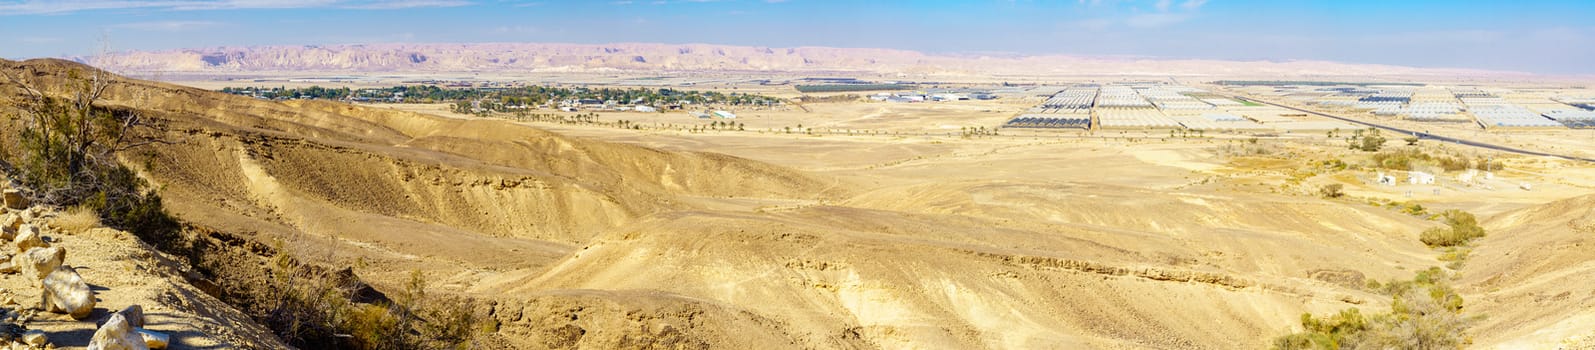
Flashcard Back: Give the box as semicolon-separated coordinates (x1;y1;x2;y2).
1420;210;1485;248
1274;268;1473;349
197;240;480;349
53;205;101;233
1319;184;1345;198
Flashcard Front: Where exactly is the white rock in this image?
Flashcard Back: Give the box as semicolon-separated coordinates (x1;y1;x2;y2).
133;329;167;349
40;265;95;320
119;305;145;328
88;313;148;350
21;329;45;346
13;247;65;280
13;225;46;252
1;190;24;210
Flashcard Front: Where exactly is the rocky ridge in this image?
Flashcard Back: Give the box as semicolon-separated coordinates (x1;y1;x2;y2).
0;179;284;349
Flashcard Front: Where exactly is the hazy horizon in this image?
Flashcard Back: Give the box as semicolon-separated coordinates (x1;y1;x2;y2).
3;0;1594;75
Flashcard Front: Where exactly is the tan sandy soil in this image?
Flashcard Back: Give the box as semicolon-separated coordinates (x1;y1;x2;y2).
8;58;1595;348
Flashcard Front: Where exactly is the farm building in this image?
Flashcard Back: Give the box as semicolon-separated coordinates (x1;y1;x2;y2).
1409;172;1436;185
712;110;737;119
1005;114;1091;130
1098;109;1181;129
1471;105;1562;128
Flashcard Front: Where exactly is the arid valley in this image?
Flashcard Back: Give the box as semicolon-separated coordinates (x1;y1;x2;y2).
3;1;1595;349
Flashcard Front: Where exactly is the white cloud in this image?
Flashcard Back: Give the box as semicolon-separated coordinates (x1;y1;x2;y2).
493;25;539;34
0;0;468;15
110;20;222;31
1153;0;1171;12
1126;12;1191;28
1072;0;1205;30
1069;18;1114;31
341;1;471;9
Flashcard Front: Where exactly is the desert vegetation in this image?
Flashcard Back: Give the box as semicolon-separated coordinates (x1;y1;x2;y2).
1370;148;1504;172
4;61;484;350
1347;128;1387;152
0;62;180;248
1273;268;1473;349
197;241;479;349
1419;209;1486;248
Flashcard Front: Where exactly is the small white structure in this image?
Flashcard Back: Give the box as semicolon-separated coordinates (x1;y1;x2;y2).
1377;173;1397;186
1409;171;1436;185
635;105;658;113
712;110;737;119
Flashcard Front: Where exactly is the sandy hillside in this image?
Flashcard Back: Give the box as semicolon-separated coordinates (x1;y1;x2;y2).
5;57;1595;349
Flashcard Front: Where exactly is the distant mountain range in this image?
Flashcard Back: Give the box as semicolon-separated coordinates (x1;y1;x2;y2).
81;42;1523;77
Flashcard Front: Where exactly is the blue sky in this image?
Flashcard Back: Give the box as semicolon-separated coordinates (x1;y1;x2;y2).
1;0;1592;74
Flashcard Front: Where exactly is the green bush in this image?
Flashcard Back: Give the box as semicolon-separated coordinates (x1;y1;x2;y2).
1420;210;1485;248
1400;202;1428;216
1274;268;1473;349
2;67;180;247
1348;128;1386;152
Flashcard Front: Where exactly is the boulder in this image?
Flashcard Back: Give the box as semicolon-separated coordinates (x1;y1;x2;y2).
134;329;168;349
21;329;45;346
118;305;145;328
13;225;46;252
41;265;95;320
1;190;24;210
14;247;65;280
87;313;147;350
0;214;19;239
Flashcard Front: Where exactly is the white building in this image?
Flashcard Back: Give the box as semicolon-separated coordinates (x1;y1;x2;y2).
712;110;737;119
1409;171;1435;185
